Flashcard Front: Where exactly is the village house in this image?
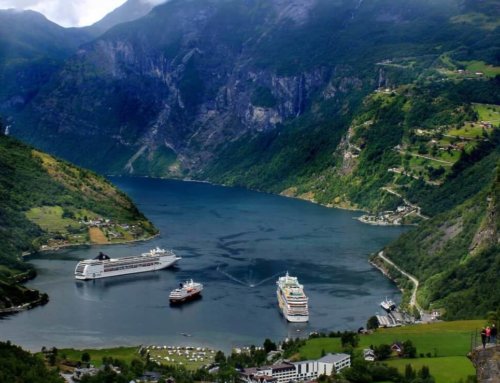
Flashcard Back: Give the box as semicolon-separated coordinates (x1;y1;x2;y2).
363;349;376;362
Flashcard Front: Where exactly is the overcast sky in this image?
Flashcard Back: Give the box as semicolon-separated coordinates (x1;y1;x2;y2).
0;0;165;27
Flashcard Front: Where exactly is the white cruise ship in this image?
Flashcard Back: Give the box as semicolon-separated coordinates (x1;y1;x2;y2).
169;280;203;304
276;272;309;322
74;247;181;280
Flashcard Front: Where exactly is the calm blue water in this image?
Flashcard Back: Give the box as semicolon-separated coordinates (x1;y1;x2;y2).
0;178;406;351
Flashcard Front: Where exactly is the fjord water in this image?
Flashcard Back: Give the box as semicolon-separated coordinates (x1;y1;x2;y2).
1;178;406;351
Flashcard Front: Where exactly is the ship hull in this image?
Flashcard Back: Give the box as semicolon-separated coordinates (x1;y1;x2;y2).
284;313;309;323
169;291;202;304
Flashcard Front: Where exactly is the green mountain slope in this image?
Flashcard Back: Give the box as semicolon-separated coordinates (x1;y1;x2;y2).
380;155;499;319
204;75;500;318
204;78;500;212
0;10;90;113
10;0;499;177
2;0;499;319
0;129;157;312
0;341;62;383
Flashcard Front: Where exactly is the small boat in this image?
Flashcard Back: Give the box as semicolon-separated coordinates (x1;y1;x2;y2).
380;297;397;312
169;280;203;304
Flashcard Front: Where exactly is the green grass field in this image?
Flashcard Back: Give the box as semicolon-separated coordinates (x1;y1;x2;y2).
299;321;484;383
473;103;500;124
26;206;79;233
58;346;141;367
447;123;489;139
464;61;500;78
385;356;475;383
437;149;461;163
358;320;483;357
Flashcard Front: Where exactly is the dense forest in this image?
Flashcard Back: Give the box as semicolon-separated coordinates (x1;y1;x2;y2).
0;127;157;310
0;341;63;383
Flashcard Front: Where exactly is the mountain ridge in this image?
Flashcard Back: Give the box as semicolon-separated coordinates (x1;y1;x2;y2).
12;0;498;177
84;0;157;36
2;0;499;318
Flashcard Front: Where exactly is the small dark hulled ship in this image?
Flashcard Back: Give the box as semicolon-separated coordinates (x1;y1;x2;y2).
169;280;203;304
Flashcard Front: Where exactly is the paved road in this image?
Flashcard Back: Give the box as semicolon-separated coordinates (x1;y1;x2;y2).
377;251;422;312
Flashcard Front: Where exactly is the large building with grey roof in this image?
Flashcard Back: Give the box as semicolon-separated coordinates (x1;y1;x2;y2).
240;353;351;383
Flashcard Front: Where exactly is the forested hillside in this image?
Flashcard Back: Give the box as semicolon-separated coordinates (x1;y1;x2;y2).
378;158;499;319
2;0;499;318
0;341;62;383
0;128;157;311
9;0;499;180
0;9;91;114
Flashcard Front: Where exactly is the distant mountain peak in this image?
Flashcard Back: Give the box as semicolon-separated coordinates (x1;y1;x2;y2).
87;0;170;36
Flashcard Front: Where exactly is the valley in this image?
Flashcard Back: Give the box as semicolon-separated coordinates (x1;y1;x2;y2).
0;0;498;382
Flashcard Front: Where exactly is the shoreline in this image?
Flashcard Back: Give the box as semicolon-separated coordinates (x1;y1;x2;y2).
108;174;371;215
0;294;48;316
22;232;160;258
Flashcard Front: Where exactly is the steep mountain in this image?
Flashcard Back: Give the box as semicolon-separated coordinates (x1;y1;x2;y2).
85;0;157;37
11;0;498;179
374;154;499;319
0;127;157;312
0;9;91;115
4;0;500;317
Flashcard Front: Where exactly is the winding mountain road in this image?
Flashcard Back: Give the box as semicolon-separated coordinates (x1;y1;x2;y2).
377;251;422;312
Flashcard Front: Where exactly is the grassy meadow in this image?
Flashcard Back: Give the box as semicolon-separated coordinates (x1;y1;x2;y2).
385;356;475;383
299;320;484;383
58;346;140;367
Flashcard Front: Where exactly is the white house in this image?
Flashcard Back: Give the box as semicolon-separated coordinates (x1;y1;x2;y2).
363;349;375;362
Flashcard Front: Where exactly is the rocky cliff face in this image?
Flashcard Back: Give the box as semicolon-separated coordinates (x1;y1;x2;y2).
470;345;500;383
9;0;498;179
12;0;439;176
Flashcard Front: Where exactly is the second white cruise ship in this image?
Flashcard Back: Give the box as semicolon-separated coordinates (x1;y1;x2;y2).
276;272;309;322
74;247;180;280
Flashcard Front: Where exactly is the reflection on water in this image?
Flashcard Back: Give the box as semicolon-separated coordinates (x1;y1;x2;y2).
169;295;203;309
75;272;162;292
0;178;407;352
